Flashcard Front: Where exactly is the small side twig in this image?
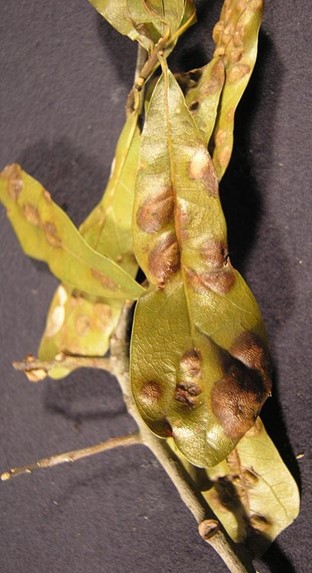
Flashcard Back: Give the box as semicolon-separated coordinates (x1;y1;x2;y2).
1;433;141;481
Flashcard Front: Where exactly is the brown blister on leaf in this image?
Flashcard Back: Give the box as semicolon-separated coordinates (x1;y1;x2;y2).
175;350;203;405
230;331;272;394
200;238;229;268
44;221;62;248
1;164;23;200
23;203;40;226
148;232;180;286
188;148;218;196
140;380;163;406
136;187;174;233
91;268;119;291
180;349;202;378
174;381;202;407
185;267;235;295
211;364;270;439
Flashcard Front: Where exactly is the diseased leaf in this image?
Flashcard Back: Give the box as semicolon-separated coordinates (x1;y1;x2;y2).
127;0;186;43
0;164;143;300
88;0;195;54
130;64;271;468
38;111;141;378
211;0;263;179
167;418;300;553
203;418;300;553
87;1;140;43
176;57;225;146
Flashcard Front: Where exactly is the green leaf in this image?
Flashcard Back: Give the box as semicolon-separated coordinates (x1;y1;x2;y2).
211;0;263;179
127;0;187;43
87;1;139;42
176;58;225;147
0;164;144;300
130;64;271;468
38;111;141;378
88;0;194;53
167;418;300;553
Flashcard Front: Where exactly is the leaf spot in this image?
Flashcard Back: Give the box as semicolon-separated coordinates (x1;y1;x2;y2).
136;188;174;233
44;221;62;248
23;203;40;226
148;233;180;286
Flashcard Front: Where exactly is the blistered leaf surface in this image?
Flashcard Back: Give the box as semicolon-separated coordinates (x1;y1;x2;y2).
130;65;271;468
211;0;263;179
203;419;300;554
0;164;143;300
38;112;141;377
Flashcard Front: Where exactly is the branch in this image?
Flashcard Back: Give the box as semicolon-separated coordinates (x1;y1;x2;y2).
1;433;141;481
109;303;257;573
13;353;112;382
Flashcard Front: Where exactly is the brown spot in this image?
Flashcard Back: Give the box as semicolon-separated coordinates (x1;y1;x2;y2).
92;269;118;291
214;476;241;511
175;205;189;242
136;188;173;233
180;349;201;379
94;303;112;324
230;332;272;393
140;381;162;405
148;233;180;286
75;315;91;336
229;48;243;64
44;221;62;248
23;203;40;226
215;129;227;147
188;149;219;196
189;100;199;112
2;165;23;200
211;364;270;440
200;239;228;269
226;107;235;122
44;190;52;203
249;514;271;533
175;381;202;407
185;267;235;295
217;146;232;168
228;63;251;83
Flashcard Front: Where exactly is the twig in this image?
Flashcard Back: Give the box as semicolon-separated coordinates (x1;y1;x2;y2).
1;433;141;481
13;353;112;382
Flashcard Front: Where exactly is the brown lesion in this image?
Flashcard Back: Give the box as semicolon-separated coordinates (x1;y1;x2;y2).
180;349;201;378
230;331;272;394
139;380;162;406
188;148;219;196
1;164;23;200
200;238;229;269
148;232;180;286
91;269;118;291
175;381;202;407
136;188;174;233
185;267;235;295
23;203;40;226
44;221;62;248
211;362;270;440
175;349;202;408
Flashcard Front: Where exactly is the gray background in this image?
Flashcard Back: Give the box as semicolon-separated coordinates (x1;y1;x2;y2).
0;1;311;572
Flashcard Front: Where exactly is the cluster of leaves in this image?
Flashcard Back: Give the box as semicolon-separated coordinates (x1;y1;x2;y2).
0;0;299;563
